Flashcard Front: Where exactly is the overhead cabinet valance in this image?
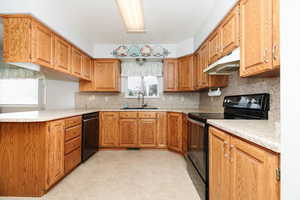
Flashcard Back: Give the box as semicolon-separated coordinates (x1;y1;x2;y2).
121;61;163;77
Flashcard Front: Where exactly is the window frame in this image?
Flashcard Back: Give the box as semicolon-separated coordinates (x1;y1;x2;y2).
124;75;161;99
0;78;45;108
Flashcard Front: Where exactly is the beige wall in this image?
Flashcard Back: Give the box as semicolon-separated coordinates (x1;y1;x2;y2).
199;71;280;122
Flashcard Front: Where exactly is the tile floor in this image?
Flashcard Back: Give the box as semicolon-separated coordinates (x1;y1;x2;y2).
0;150;201;200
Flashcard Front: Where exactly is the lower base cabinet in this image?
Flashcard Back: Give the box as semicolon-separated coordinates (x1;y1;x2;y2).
138;119;157;147
209;126;280;200
119;119;139;147
167;112;183;152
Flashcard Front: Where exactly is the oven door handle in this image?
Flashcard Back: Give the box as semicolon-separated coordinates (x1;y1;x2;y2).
187;117;206;127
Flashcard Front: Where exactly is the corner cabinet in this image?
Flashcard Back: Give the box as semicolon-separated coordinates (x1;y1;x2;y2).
80;59;121;92
240;0;280;77
209;126;280;200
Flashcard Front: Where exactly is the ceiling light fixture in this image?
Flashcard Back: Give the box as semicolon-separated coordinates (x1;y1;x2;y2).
116;0;145;33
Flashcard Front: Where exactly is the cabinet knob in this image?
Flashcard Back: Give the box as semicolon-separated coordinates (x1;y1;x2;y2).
273;44;278;60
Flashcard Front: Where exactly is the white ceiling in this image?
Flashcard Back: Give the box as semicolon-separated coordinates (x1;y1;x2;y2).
34;0;217;44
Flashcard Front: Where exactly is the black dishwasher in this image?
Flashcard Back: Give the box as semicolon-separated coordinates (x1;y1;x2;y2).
82;112;99;162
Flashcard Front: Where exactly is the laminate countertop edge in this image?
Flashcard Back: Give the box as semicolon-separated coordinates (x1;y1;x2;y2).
0;108;208;123
207;119;281;153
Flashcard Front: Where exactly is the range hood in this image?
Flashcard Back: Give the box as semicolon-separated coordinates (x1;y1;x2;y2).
204;48;240;75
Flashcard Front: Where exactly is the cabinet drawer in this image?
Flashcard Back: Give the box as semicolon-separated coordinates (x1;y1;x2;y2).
64;147;81;174
65;125;82;141
138;112;157;119
65;136;81;155
120;112;138;118
65;116;82;128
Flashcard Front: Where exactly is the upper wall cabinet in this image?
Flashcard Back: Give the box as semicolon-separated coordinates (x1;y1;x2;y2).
2;15;92;81
54;36;72;74
220;5;240;56
163;59;178;92
71;47;83;77
195;42;228;90
80;59;121;92
31;21;55;69
178;55;196;91
208;30;221;65
240;0;280;77
82;54;92;80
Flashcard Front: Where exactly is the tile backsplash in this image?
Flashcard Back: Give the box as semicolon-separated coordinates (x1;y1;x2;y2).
199;71;280;122
75;92;200;109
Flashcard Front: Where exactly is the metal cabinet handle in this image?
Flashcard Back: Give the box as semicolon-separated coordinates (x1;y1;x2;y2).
273;44;278;60
264;48;269;63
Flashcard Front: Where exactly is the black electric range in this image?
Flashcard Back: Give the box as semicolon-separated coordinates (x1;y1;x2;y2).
186;93;270;200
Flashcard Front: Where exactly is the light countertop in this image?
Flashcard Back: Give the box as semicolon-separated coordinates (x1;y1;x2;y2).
0;109;280;153
0;108;208;122
208;119;281;153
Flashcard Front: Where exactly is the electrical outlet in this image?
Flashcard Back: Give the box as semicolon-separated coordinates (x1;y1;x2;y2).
105;97;109;102
181;97;185;102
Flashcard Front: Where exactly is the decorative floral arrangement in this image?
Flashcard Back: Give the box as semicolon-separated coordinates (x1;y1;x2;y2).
112;44;170;58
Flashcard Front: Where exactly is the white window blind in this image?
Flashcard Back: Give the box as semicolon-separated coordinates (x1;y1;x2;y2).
0;79;39;105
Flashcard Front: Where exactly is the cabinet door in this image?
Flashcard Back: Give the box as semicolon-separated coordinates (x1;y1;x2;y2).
167;113;182;152
220;5;240;56
230;136;279;200
199;42;210;88
272;0;280;68
240;0;273;77
138;119;157;147
31;21;54;68
82;55;92;80
157;112;167;148
46;120;65;189
209;30;221;64
182;114;188;155
54;36;71;73
100;112;119;147
163;59;178;91
94;59;120;92
178;56;194;91
209;127;231;200
71;47;83;77
119;119;138;147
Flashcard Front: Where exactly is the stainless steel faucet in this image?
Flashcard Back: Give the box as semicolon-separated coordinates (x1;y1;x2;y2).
138;90;147;108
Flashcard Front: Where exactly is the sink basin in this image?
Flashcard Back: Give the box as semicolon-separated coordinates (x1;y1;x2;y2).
121;107;159;110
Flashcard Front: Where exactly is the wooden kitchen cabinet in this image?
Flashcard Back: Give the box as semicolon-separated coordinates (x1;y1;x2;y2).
240;0;280;77
100;112;119;147
182;114;188;155
54;35;72;73
2;14;92;80
208;30;221;64
209;126;280;200
82;54;92;80
46;120;65;189
167;112;183;152
3;16;54;69
138;119;157;147
80;59;120;92
195;41;228;90
31;21;54;69
119;119;138;147
71;47;83;77
163;59;178;92
220;5;240;56
178;55;196;91
209;126;231;200
157;112;168;148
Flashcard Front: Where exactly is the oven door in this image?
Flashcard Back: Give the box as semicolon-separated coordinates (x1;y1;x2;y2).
187;117;208;182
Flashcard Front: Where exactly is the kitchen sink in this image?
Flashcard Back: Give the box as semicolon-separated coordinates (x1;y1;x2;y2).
121;107;159;110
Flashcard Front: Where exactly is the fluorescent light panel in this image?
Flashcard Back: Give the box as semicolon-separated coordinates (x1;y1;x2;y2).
116;0;145;32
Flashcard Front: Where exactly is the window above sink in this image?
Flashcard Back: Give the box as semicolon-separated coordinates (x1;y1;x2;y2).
125;76;160;98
